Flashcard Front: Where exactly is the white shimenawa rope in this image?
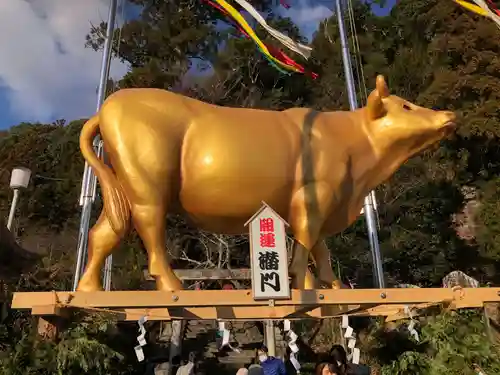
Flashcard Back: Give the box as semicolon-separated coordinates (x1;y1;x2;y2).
232;0;312;59
284;320;301;373
218;321;241;353
134;315;148;362
341;315;360;365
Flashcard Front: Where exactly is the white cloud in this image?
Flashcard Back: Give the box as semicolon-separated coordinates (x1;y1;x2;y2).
0;0;128;124
279;0;332;40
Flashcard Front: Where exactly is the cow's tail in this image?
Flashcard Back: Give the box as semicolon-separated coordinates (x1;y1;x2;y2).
80;115;130;235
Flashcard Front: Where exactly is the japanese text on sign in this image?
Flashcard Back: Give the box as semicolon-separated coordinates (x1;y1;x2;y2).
258;218;280;292
246;203;290;300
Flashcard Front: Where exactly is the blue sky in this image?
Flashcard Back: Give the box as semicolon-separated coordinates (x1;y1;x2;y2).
0;0;395;130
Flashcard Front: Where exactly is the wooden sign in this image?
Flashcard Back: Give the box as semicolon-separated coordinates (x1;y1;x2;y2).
245;202;290;300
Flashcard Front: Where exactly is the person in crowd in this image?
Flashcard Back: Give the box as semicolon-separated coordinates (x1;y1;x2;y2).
248;363;264;375
315;360;344;375
176;351;197;375
257;344;287;375
329;345;349;374
170;355;181;373
249;353;264;375
329;345;370;375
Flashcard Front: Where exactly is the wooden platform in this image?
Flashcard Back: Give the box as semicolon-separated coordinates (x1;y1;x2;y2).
11;287;500;322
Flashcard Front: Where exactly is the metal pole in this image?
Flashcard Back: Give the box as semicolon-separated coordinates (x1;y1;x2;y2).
72;0;118;292
334;0;385;288
7;189;20;231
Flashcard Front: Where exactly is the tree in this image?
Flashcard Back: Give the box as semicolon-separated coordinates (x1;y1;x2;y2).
0;218;40;282
367;310;500;375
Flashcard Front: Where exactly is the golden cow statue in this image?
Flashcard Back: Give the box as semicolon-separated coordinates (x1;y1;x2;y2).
76;75;456;292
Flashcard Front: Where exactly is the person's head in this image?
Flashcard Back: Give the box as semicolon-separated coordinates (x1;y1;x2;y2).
188;351;197;363
248;364;264;375
315;361;342;375
257;344;269;363
329;345;348;370
236;367;249;375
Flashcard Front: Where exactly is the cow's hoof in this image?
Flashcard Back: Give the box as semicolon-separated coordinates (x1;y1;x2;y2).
332;280;346;289
76;274;103;292
155;275;182;292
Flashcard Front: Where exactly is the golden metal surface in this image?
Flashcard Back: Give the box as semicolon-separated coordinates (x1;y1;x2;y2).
76;75;456;292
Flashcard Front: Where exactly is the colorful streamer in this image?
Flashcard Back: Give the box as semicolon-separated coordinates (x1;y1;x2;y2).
232;0;312;59
203;0;317;77
485;0;500;16
213;0;299;70
279;0;291;9
454;0;500;28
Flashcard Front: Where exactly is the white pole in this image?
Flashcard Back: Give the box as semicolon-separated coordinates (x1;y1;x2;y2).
7;167;31;233
7;189;20;231
73;0;118;292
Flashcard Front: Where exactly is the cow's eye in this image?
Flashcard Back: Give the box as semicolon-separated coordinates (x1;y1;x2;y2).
403;104;412;111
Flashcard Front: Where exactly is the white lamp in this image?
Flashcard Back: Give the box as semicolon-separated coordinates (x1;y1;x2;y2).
7;167;31;231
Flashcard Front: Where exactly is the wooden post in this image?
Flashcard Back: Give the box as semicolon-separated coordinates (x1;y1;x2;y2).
483;306;493;344
265;319;276;356
37;317;60;340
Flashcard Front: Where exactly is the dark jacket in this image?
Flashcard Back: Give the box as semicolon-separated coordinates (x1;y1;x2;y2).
348;363;370;375
261;357;287;375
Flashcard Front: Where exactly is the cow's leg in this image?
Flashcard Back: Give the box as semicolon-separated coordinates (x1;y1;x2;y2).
100;108;182;291
120;170;181;291
310;241;342;289
77;210;125;292
288;182;334;289
131;202;182;291
290;242;317;289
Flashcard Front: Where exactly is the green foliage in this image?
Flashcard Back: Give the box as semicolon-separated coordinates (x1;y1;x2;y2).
0;120;86;229
0;312;137;375
0;252;141;375
373;310;500;375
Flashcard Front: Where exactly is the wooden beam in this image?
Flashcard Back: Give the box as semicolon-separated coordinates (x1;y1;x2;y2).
12;287;500;312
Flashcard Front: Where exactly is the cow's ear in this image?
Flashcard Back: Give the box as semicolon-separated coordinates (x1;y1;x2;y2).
376;75;390;98
367;89;386;121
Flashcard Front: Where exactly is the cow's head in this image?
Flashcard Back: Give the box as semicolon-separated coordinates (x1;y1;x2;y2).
364;75;456;158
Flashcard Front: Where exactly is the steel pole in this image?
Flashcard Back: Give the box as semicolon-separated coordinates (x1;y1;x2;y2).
73;0;118;292
334;0;385;288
